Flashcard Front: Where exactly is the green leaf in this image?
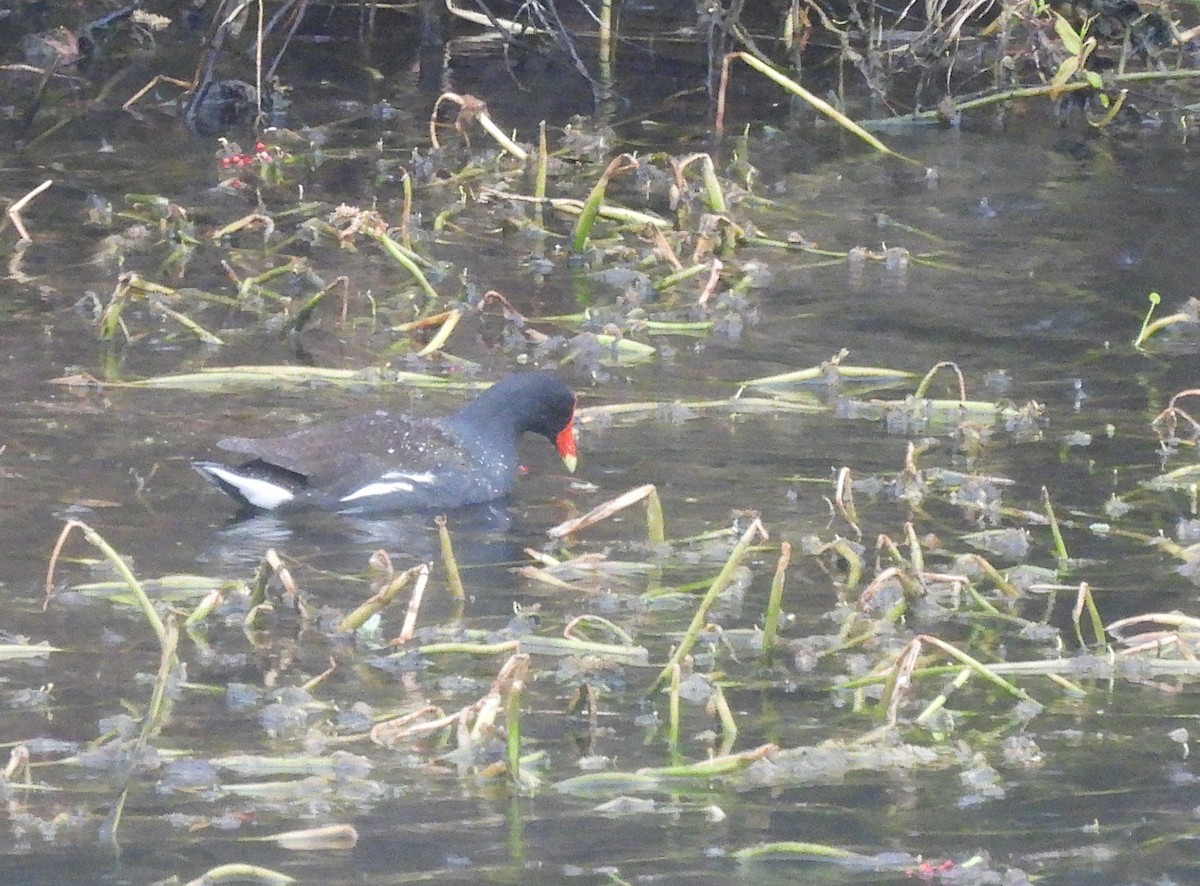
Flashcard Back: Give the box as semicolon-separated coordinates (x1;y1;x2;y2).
1054;12;1083;55
1050;57;1079;94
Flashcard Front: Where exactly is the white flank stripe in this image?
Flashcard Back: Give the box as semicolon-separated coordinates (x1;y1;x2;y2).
381;470;436;484
206;466;295;510
340;480;415;503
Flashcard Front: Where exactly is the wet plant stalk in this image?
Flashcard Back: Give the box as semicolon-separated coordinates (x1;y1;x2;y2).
400;170;413;251
572;154;637;253
1042;487;1069;561
185;588;223;628
667;662;681;751
45;520;168;647
261;824;359;850
394;564;431;644
139;616;181;747
1072;582;1105;649
762;542;791;652
286;276;347;335
717;51;917;164
506;670;523;784
712;683;738;747
919;634;1029;700
733;841;858;861
598;0;613;62
107;616;181;845
651;518;768;692
967;553;1020;599
534;121;549;234
436;516;467;602
416;309;462;356
338;566;416;632
547;483;665;545
367;230;439;299
914;665;972;725
183;863;295;885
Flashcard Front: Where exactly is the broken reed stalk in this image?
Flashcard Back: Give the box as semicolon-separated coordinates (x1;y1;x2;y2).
45;519;168;647
917;634;1029;700
285;275;348;334
904;523;925;575
571;154;639;253
823;537;863;592
715;51;918;164
399;169;414;251
366;229;439;299
436;516;466;602
913;360;967;400
563;614;637;647
464;652;528;750
4;747;30;784
711;683;738;748
667;661;681;751
762;541;791;652
394;564;431;645
1072;581;1105;649
430;92;528;160
1041;486;1069;561
547;483;666;546
211;212;276;240
914;665;972;726
505;663;525;784
182;863;296;886
4;178;53;243
416;309;462;356
261;824;359;851
554;744;779;792
637;742;777;777
672;154;727;215
184;588;223;628
416;639;520;656
99;273;224;344
651;518;768;692
252;0;264;120
106;615;181;844
878;637;922;727
338;565;418;632
512;634;648;661
248;548;306;626
139;616;181;747
655;263;710;290
535;121;549;231
833;467;861;538
598;0;613;62
733;841;859;862
967;553;1020;599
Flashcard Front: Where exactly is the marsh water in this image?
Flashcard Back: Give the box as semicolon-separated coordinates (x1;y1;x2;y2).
4;9;1200;886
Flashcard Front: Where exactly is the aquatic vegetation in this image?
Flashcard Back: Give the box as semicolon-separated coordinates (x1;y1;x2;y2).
6;2;1200;883
25;351;1200;881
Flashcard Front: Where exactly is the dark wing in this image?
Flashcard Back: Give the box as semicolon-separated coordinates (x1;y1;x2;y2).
217;412;466;489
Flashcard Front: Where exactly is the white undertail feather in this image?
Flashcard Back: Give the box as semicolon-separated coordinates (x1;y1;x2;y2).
202;465;295;510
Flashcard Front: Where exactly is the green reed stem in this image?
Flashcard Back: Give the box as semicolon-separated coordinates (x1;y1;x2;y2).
651;519;767;692
762;542;791;653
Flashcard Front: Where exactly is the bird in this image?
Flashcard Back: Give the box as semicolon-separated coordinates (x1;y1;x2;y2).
192;371;578;514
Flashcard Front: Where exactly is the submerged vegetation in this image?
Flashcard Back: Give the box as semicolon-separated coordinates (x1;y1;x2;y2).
4;0;1200;883
19;351;1200;881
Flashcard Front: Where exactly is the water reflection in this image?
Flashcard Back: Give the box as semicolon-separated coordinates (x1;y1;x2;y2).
5;17;1200;886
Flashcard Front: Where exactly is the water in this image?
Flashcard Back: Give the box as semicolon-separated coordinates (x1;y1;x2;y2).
2;7;1200;885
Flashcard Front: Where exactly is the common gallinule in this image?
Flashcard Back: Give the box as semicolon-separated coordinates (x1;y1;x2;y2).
193;371;578;514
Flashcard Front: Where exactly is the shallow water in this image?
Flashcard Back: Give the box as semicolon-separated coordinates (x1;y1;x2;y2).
3;7;1200;885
